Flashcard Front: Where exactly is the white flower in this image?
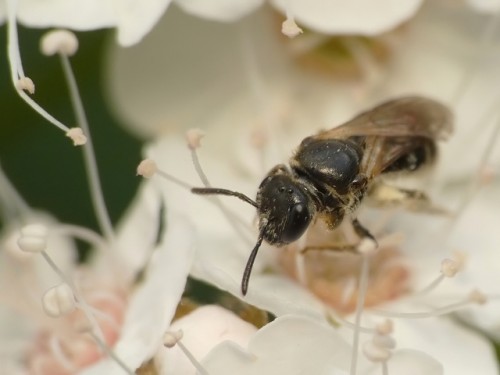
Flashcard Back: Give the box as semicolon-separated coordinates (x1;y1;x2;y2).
111;1;500;373
156;305;258;374
0;178;194;374
0;0;264;46
270;0;424;35
201;315;444;375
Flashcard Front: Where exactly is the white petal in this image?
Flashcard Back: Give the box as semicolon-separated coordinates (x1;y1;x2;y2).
0;3;5;24
0;214;77;316
156;305;257;374
202;315;351;375
0;305;36;374
387;180;500;339
113;0;173;46
466;0;500;12
106;6;306;139
175;0;264;22
370;2;500;182
93;181;163;285
356;301;498;375
81;211;195;374
270;0;423;35
362;350;443;375
443;183;500;339
16;0;117;30
396;315;497;374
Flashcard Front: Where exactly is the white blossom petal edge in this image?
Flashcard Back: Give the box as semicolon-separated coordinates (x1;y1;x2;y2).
270;0;424;35
201;315;443;375
81;211;195;374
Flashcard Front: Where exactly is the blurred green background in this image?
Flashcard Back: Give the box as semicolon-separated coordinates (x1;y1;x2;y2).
0;25;142;244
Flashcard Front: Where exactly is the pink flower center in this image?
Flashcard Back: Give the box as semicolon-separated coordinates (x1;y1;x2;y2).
26;288;127;374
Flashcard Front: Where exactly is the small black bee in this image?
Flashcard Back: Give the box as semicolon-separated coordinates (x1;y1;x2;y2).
192;96;453;295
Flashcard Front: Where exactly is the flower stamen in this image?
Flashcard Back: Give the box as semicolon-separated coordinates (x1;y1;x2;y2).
185;130;255;244
16;224;132;374
40;30;79;57
371;289;488;319
281;1;303;38
414;255;465;296
55;36;114;241
350;254;371;375
5;0;75;137
163;330;209;375
42;283;76;318
49;335;77;372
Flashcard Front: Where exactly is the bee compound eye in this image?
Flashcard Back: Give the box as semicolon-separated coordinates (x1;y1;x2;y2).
281;203;311;243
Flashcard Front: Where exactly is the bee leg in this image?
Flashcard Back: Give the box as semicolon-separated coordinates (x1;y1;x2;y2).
352;218;376;241
300;243;358;254
352;218;379;250
367;183;449;215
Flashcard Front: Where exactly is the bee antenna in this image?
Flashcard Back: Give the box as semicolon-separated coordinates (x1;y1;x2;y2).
241;224;267;296
191;187;258;208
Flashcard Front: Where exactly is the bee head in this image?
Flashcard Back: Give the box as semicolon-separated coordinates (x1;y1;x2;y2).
256;165;314;246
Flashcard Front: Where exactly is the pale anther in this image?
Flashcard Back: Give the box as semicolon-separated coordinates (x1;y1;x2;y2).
66;127;87;146
282;18;303;38
186;128;205;150
137;159;158;178
42;283;76;317
16;77;35;94
17;224;48;253
163;329;184;348
440;258;461;278
41;30;79;56
375;319;393;335
357;238;378;256
469;289;488;305
363;341;391;362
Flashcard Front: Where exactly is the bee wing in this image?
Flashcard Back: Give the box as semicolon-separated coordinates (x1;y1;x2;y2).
362;136;434;178
316;96;453;141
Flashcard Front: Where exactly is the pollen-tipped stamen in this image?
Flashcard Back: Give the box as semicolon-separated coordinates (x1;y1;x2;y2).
281;1;303;38
413;257;463;296
164;330;210;375
5;0;73;135
371;289;488;319
58;43;114;242
350;254;371;375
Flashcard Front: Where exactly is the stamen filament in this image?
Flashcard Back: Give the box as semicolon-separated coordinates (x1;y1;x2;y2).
452;108;500;222
381;361;389;375
371;299;473;319
5;0;70;133
49;335;76;372
53;224;108;249
59;54;114;242
413;274;445;297
176;340;210;375
156;169;193;190
39;249;132;374
350;254;371;375
88;331;134;375
326;310;375;334
189;144;254;244
39;250;104;339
